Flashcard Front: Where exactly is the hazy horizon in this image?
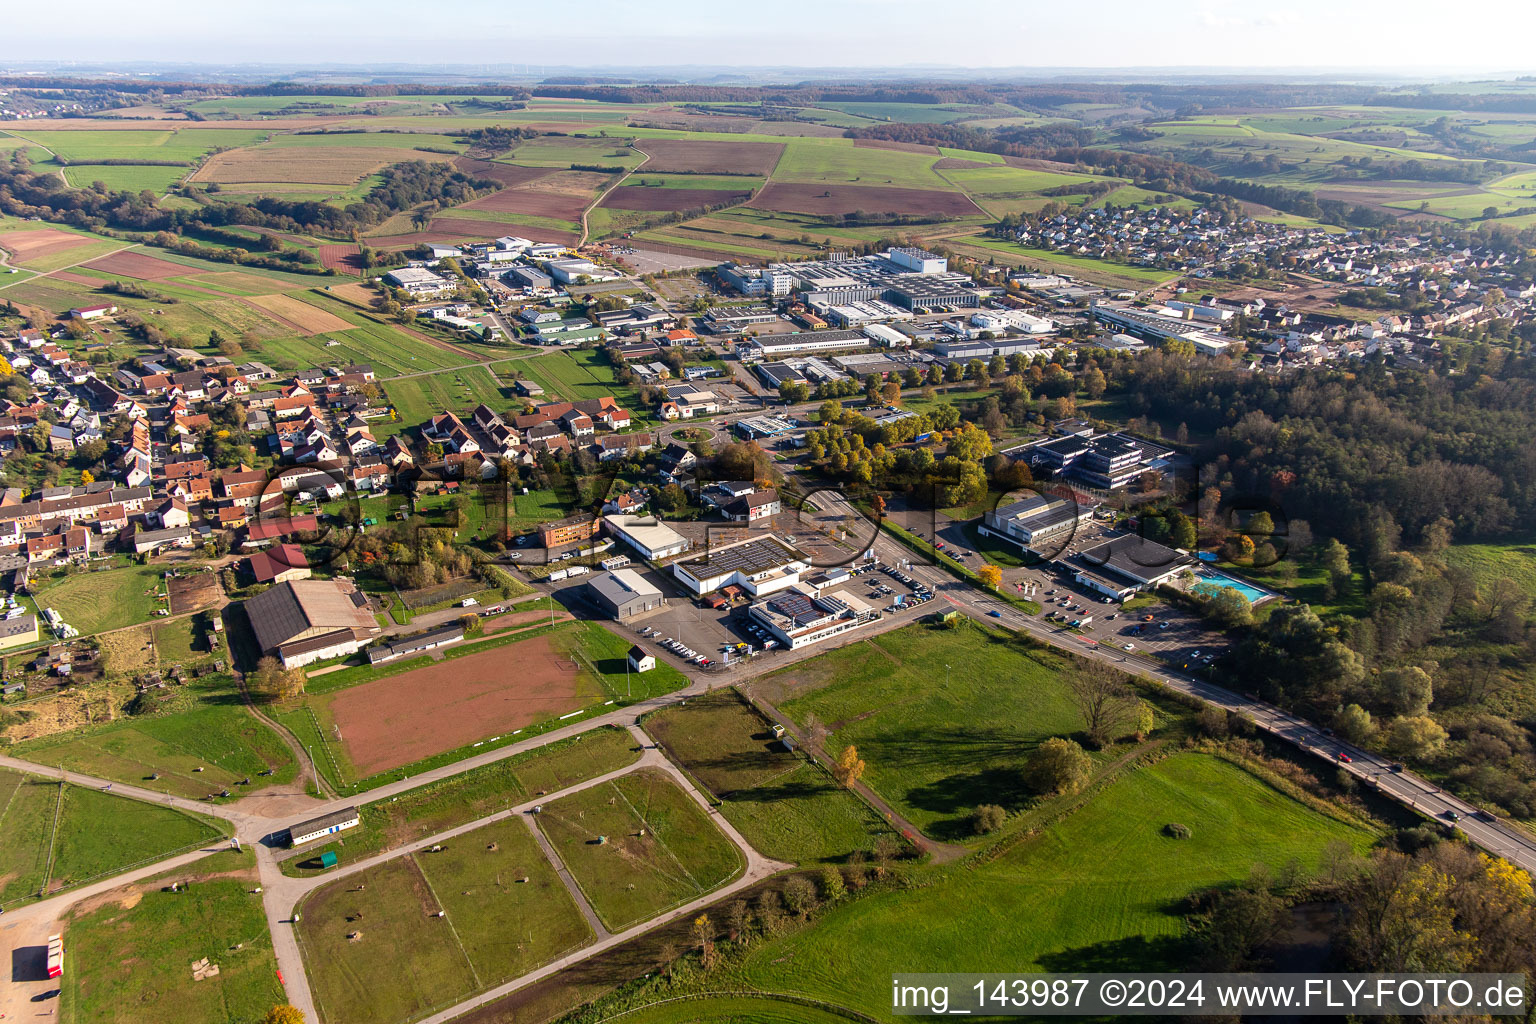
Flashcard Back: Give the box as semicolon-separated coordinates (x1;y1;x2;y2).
4;0;1535;75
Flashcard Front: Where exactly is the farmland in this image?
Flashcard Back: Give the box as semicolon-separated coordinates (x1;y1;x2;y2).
299;816;591;1024
380;363;511;427
191;143;455;185
535;767;744;930
769;138;950;189
633;138;785;175
0;768;226;905
62;858;283;1024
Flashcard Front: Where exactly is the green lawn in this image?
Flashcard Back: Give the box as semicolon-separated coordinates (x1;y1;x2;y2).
300;815;594;1024
762;621;1101;840
734;753;1375;1018
63;865;283;1024
646;689;896;865
536;767;743;930
15;678;298;801
957;236;1175;288
31;565;168;637
281;726;640;877
0;768;226;906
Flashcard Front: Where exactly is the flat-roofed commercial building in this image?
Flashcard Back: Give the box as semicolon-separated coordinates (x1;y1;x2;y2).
1070;534;1193;600
603;515;690;561
587;568;664;619
671;536;808;597
746;585;879;650
981;492;1094;554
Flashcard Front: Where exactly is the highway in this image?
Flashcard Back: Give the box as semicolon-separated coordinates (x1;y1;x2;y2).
803;488;1536;875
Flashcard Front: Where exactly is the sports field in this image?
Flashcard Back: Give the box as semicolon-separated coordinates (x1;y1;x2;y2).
299;816;593;1024
535;767;744;930
323;633;601;777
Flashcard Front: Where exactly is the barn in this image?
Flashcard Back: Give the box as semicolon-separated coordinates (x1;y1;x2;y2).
288;806;360;847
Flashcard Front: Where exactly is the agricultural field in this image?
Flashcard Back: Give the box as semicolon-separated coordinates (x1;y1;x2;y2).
506;348;655;424
951;236;1177;290
0;220;128;274
503;135;644;169
62;856;283;1024
380;363;511;427
13;676;298;800
260;314;471;378
757;621;1120;839
281;726;640;876
646;690;897;865
732;753;1375;1018
191;142;455;186
300;821;592;1024
0;768;226;905
633;138;784;175
769;138;950;189
30;564;169;637
61;163;190;192
535;767;744;930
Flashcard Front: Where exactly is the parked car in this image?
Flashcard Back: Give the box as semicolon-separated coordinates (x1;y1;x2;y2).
1122;643;1135;651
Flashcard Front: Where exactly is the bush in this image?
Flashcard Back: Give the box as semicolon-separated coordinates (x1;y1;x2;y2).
1163;822;1192;839
1025;737;1092;796
970;804;1007;835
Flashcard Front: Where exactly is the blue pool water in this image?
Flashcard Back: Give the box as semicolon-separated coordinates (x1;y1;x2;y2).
1192;568;1269;603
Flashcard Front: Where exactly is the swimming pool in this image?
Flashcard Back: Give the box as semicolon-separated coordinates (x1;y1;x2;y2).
1191;567;1270;604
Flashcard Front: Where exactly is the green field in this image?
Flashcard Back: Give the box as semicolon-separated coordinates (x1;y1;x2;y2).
281;726;640;876
763;622;1106;840
942;165;1103;196
536;767;743;930
508;348;656;423
61;163;190;192
504;136;643;169
3;127;270;163
769;138;950;189
0;768;226;905
300;816;593;1024
63;860;283;1024
733;753;1374;1018
382;363;512;427
646;690;896;865
257;313;471;378
1443;537;1536;597
32;565;169;637
15;678;298;801
954;236;1175;289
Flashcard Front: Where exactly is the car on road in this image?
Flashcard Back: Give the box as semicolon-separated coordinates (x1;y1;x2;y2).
1338;752;1353;763
1444;810;1461;822
1388;763;1404;773
988;610;1003;618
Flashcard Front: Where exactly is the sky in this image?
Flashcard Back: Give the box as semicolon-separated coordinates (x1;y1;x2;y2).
4;0;1536;74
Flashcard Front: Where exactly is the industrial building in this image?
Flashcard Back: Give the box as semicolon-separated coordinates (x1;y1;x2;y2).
747;330;871;359
603;515;691;561
717;263;794;298
746;585;879;650
980;492;1094;554
243;578;381;669
383;267;454;297
1090;303;1233;356
671;536;809;597
587;568;665;619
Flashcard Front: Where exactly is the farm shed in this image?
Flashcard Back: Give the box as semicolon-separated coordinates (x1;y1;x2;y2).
627;645;655;673
289;806;360;847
